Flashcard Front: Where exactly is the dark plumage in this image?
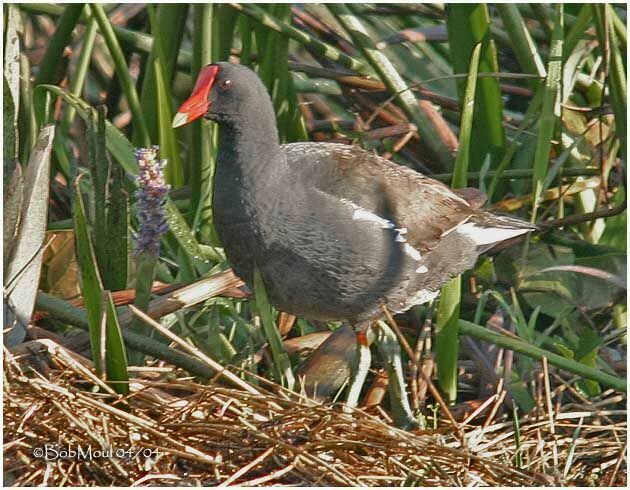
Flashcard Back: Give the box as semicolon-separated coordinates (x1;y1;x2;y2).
173;62;535;330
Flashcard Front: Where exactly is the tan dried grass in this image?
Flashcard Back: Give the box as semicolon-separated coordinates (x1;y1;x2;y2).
3;340;625;486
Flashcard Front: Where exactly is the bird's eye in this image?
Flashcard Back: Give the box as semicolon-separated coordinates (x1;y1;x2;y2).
220;79;232;90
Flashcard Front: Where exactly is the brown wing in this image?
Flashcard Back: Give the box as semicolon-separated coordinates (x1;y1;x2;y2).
453;187;487;208
292;143;477;254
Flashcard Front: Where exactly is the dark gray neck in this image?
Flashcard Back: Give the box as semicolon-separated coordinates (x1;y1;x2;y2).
216;107;283;184
213;103;285;225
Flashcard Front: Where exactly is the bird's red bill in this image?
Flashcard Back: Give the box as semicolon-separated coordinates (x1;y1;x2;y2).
172;64;220;128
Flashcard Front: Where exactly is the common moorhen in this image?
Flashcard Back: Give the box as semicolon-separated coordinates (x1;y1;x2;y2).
173;62;534;414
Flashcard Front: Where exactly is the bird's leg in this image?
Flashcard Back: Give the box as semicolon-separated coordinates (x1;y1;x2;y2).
344;324;374;412
373;320;422;429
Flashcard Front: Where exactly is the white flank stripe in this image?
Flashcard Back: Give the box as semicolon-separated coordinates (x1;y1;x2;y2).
394;227;408;242
416;265;428;273
340;198;395;229
456;222;531;246
403;243;422;261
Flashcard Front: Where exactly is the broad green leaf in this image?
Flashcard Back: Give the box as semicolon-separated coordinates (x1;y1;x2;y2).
593;5;627;162
104;163;129;291
129;251;156;366
33;4;84;124
516;240;625;317
574;327;602;397
87;107;109;274
141;4;188;142
507;375;536;413
104;291;129;395
253;266;295;390
190;3;216;245
84;106;128;292
564;5;593;61
496;4;546;82
164;199;215;275
33;4;84;85
154;57;184;187
447;4;506;173
73;176;105;372
213;4;238;61
62;14;98;130
531;5;563;222
436;43;481;403
599;188;626;251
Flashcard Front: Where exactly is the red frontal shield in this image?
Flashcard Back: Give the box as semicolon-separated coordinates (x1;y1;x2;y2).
172;64;220;128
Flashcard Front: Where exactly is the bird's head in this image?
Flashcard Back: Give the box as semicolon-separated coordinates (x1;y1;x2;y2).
172;62;269;128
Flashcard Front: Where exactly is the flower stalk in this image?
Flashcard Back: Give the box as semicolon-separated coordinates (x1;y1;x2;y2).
130;146;170;364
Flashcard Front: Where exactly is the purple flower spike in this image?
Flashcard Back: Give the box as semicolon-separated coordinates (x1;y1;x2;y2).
134;146;170;256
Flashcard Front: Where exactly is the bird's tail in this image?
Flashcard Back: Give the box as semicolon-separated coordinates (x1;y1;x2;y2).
462;212;537;252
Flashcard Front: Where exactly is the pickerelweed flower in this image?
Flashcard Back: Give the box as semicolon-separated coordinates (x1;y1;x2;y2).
134;146;170;256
